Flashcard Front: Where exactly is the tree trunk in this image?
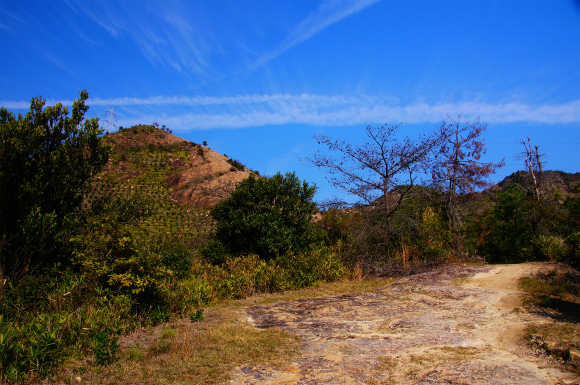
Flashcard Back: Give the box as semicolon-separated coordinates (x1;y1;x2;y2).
383;177;391;232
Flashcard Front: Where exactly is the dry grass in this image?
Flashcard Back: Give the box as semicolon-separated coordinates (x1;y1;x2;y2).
48;308;299;384
518;264;579;321
519;263;580;372
46;277;392;384
224;276;393;308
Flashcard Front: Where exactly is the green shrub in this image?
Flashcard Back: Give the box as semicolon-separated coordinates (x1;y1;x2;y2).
204;247;345;300
92;329;120;366
564;231;580;267
316;208;359;246
275;247;345;289
71;195;169;299
479;185;533;263
0;314;65;381
199;239;232;265
205;172;318;262
155;240;194;278
532;235;566;262
227;158;244;171
1;90;111;282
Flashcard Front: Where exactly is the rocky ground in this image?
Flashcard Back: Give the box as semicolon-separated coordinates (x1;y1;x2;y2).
230;263;579;384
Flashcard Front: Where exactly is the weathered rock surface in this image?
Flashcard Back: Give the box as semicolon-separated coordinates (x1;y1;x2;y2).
231;264;579;384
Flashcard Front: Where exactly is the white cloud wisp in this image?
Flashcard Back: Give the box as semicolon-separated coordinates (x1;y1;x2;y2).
2;94;578;129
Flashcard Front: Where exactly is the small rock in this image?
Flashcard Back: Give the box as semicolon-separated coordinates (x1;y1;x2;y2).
568;349;580;367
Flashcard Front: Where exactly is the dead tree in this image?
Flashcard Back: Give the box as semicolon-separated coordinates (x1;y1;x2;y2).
520;136;544;203
517;137;562;236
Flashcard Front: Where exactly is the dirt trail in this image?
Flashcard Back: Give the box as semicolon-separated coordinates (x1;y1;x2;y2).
230;263;579;384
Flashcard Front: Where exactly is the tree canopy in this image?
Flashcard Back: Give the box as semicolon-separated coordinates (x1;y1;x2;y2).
0;90;110;283
204;172;318;262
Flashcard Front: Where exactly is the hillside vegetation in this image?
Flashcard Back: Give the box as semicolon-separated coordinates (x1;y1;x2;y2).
0;93;578;383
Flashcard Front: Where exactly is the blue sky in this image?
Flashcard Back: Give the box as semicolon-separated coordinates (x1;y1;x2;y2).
1;0;579;203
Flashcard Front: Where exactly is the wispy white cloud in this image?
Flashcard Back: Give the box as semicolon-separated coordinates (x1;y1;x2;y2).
250;0;381;69
65;0;211;75
3;94;578;128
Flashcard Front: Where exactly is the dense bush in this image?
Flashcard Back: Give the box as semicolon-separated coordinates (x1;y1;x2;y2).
478;185;534;263
202;172;318;262
71;195;167;298
0;268;136;382
0;90;110;283
204;247;346;299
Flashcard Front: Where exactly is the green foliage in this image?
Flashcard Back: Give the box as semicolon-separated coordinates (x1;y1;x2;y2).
0;267;138;382
205;172;318;262
478;181;578;264
199;239;231;265
532;235;566;262
71;195;167;298
316;208;360;246
565;232;580;267
0;313;66;380
0;90;111;281
227;158;244;171
155;240;194;278
205;247;345;299
479;185;534;263
146;307;170;326
92;330;120;366
190;309;204;322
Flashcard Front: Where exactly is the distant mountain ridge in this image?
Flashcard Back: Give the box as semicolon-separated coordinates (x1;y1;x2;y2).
496;170;580;195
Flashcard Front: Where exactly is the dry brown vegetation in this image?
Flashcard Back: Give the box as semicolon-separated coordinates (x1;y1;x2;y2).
46;278;389;384
519;265;580;373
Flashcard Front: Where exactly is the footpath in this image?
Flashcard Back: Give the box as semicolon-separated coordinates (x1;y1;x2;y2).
231;263;579;384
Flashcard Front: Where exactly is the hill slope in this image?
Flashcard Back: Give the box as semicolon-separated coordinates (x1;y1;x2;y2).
101;124;254;207
86;124;254;243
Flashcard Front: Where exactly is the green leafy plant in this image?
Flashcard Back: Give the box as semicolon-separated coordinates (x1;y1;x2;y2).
0;90;111;283
190;309;204;322
92;330;120;366
203;172;318;262
227;158;244;171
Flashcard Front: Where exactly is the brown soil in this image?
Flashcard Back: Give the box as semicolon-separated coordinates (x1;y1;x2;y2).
167;146;253;207
231;263;580;384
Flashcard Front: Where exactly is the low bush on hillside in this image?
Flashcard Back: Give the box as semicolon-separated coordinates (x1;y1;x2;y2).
226;158;244;171
0;244;346;383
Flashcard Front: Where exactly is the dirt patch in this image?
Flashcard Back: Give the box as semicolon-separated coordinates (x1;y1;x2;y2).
231;263;580;384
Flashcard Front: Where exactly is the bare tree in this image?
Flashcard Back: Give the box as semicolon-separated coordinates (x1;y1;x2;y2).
516;137;564;236
305;123;443;229
432;115;504;230
520;136;545;202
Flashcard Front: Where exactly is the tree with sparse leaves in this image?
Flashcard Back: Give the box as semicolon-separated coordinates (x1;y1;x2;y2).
432;115;504;231
306;123;444;230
